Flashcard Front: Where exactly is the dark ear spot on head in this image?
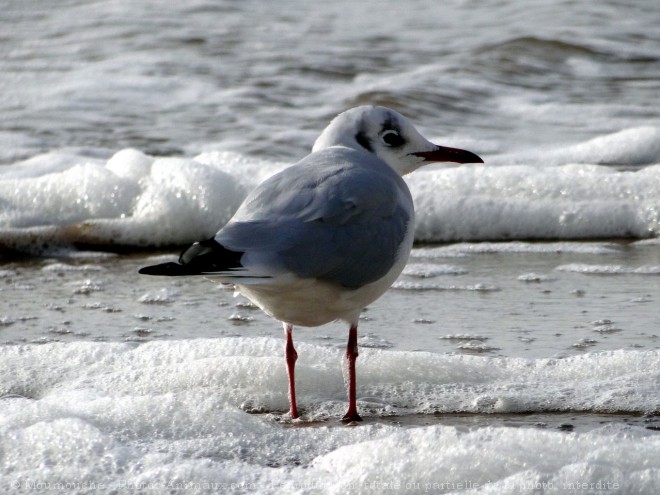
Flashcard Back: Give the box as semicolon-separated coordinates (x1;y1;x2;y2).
382;115;397;132
355;131;373;152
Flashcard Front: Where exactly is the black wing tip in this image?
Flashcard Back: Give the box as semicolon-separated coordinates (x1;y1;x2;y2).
138;262;198;276
140;238;245;277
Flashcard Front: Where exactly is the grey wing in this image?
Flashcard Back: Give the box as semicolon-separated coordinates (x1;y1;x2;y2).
216;149;413;288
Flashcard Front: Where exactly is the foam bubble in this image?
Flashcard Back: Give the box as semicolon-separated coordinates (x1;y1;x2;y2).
138;288;180;305
555;264;660;275
402;263;468;277
439;334;489;341
411;241;621;258
41;263;105;273
456;340;501;353
517;272;556;282
391;281;500;292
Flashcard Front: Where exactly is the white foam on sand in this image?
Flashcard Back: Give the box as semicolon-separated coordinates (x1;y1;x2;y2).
410;241;622;258
1;339;658;493
555;264;660;275
402;263;469;277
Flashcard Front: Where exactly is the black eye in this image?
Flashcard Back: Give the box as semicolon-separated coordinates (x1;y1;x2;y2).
381;130;405;147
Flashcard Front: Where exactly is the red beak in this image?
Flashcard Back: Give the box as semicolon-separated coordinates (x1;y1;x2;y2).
413;145;484;164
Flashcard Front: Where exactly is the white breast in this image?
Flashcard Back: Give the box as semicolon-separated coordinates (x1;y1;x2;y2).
235;213;415;328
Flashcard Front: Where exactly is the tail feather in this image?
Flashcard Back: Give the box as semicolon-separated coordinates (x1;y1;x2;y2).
139;238;245;277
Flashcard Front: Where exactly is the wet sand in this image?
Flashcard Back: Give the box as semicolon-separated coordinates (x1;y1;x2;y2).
1;241;658;360
271;411;660;433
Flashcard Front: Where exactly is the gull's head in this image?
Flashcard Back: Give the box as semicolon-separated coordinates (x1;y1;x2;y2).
312;105;483;175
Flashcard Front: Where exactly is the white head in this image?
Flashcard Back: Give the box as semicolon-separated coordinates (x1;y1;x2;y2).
312;106;483;175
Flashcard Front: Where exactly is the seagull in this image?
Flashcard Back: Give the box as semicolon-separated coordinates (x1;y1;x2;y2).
139;106;483;422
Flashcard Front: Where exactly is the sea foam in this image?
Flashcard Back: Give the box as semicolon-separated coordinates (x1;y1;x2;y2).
1;127;659;254
1;339;658;493
2;339;657;418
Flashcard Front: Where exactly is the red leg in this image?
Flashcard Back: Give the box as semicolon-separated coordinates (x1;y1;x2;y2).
342;325;362;422
284;324;300;419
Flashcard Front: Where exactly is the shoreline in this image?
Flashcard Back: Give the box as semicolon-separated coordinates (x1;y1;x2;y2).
277;411;660;433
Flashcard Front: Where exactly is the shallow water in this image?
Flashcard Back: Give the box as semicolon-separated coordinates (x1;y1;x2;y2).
2;241;659;359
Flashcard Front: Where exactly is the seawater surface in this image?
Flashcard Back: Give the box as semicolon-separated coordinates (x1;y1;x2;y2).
1;0;660;493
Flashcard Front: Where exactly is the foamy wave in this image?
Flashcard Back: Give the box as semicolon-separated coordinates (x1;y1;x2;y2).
410;162;659;242
491;126;660;167
1;129;658;254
